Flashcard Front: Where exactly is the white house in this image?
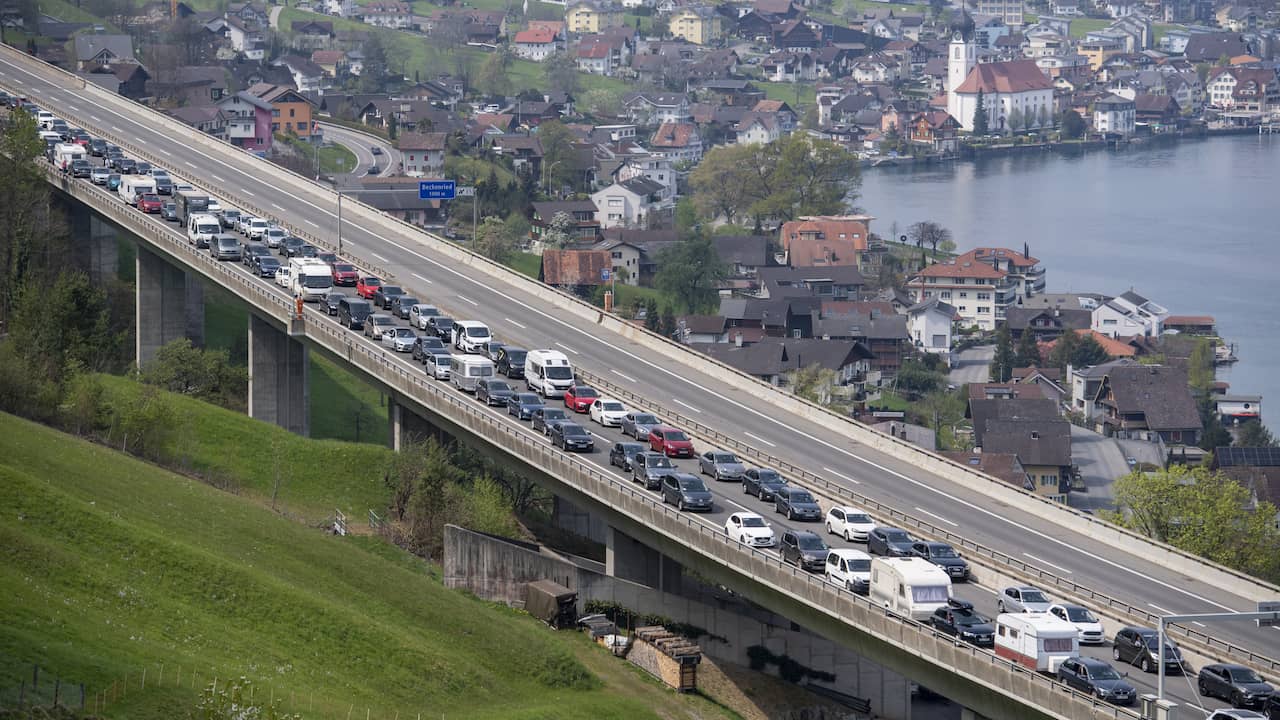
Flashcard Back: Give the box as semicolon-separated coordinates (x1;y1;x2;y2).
1091;290;1169;338
621;92;691;125
735;111;781;145
362;1;412;28
947;34;1054;132
513;27;562;61
591;177;666;228
648;122;703;164
1093;94;1135;135
907;297;957;365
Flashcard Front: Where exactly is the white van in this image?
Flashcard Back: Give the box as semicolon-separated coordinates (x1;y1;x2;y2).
825;548;872;594
37;110;56;128
449;355;494;392
451;320;491;354
118;175;156;206
868;556;953;621
289;258;333;301
53;142;85;172
524;349;574;398
187;213;221;248
994;612;1080;673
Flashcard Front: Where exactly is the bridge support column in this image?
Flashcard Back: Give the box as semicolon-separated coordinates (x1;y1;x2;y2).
135;246;204;366
552;495;609;543
87;215;118;284
387;395;447;451
606;526;682;594
248;314;309;436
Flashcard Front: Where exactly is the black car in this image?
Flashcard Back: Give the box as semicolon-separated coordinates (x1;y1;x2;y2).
476;379;514;407
660;473;712;512
281;237;308;257
242;242;271;267
531;407;568;435
255;256;280;278
506;392;543;420
1112;627;1186;674
910;541;970;581
1199;664;1275;709
496;347;526;378
160;202;178;221
412;336;447;364
298;244;319;258
134;162;152;176
631;451;675;490
609;442;647;472
426;316;454;340
774;486;821;521
88;138;107;156
930;600;995;647
780;530;828;572
484;341;505;363
391;295;419;319
152;174;173;195
374;285;404;310
1057;657;1136;706
551;421;594;452
70;159;92;178
117;158;137;174
743;467;788;501
868;527;916;556
324;291;346;316
1266;694;1280;719
368;164;381;175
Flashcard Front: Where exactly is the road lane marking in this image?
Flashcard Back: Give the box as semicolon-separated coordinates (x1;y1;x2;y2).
915;507;959;527
212;175;225;183
555;342;578;354
458;295;479;306
111;125;122;131
505;317;526;329
371;252;388;262
241;189;255;197
673;398;701;413
185;161;196;168
67;104;80;112
1149;603;1174;615
412;272;432;284
612;369;636;383
305;220;319;227
159;149;171;156
271;203;285;211
1192;622;1206;627
90;115;101;122
22;63;1240;615
823;467;861;485
1023;553;1072;574
744;432;776;448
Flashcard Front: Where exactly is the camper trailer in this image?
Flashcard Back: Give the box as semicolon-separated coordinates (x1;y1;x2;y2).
868;556;953;621
450;355;495;392
994;612;1080;674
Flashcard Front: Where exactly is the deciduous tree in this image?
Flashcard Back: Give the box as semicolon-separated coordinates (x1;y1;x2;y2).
907;220;951;253
1015;330;1042;368
140;338;248;411
654;235;727;313
473;216;517;262
1060;109;1085;139
543;52;580;94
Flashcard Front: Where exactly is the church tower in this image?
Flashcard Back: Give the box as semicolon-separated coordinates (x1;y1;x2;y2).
947;32;975;124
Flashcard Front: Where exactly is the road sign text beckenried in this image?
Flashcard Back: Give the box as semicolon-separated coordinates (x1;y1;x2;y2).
419;180;456;200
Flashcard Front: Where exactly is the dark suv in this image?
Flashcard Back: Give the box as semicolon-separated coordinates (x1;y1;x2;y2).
910;541;970;581
497;347;526;378
779;530;827;572
929;600;994;647
1112;627;1186;674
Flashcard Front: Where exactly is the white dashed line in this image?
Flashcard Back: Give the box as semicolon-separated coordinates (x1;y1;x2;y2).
67;104;80;112
241;189;255;197
1192;621;1206;627
212;175;225;183
672;398;701;413
1023;553;1072;575
1149;603;1174;615
271;203;285;211
744;432;776;448
458;295;479;306
555;342;578;354
185;161;196;168
159;149;171;156
612;369;636;383
371;253;388;262
915;507;959;528
90;115;101;122
111;125;122;131
305;220;319;228
823;467;861;485
412;273;432;283
505;318;527;329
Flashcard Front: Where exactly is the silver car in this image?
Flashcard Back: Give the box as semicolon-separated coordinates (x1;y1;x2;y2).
998;586;1053;613
621;411;660;440
382;327;418;352
363;313;396;340
699;450;746;481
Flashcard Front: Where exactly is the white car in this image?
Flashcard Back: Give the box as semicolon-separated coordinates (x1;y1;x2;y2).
409;304;440;330
382;327;418;352
90;167;110;185
825;506;877;542
264;226;287;248
206;198;222;214
274;266;292;288
1047;603;1105;644
723;512;775;548
247;218;269;240
589;398;628;427
237;215;258;234
824;548;872;594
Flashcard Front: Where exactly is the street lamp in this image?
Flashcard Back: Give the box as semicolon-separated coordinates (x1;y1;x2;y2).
543;159;563;198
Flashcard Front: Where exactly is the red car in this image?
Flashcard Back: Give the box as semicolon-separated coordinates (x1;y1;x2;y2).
332;262;360;286
648;426;695;458
356;276;382;299
138;194;163;213
563;385;599;413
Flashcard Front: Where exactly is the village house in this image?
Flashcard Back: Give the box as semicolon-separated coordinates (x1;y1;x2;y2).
669;6;722;45
513;27;563;61
593;229;677;285
530;200;602;248
947;34;1054;132
292;20;336;50
541;249;611;292
735;111;783;145
362;1;412;28
273;56;325;93
250;83;316;138
73;34;135;71
591;177;669;228
757;265;866;301
397;132;447;176
1206;67;1280;113
1093;364;1202;446
958;246;1045;300
648;122;703;164
779;216;874;272
906;297;957;365
983;419;1072;500
1093;94;1136;135
622;92;692;125
1090;290;1168;339
338;177;443;226
907;111;962;152
691;338;873;387
490;135;545;174
166;105;229;140
713;235;773;280
566;0;624;34
310;50;346;77
216;90;274;153
907;259;1013;331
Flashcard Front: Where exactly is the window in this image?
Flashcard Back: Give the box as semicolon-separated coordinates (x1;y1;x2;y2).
271;123;280;131
1043;637;1074;652
959;292;968;298
977;292;991;300
978;307;989;313
940;291;951;299
611;251;622;259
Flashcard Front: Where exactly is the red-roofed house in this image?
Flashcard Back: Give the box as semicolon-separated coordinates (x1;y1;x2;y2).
576;41;615;75
1039;329;1138;359
649;122;703;163
907;258;1015;331
947;36;1054;132
955;246;1045;299
1206;67;1280;112
907;110;961;152
513;26;562;61
779;216;874;271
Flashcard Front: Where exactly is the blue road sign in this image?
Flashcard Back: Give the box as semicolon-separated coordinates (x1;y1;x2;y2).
419;180;456;200
601;268;611;282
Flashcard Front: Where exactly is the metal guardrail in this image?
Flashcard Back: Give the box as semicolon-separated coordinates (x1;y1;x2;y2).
44;166;1141;720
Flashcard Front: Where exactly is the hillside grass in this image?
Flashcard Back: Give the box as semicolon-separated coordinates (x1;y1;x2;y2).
0;412;736;720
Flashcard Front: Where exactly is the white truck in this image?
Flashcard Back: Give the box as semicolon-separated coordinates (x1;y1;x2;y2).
289;258;333;302
53;142;85;172
524;349;575;398
118;175;157;206
187;213;221;248
868;556;953;621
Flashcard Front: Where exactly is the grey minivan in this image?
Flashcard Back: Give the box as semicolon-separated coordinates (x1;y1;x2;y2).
210;234;241;261
337;297;372;330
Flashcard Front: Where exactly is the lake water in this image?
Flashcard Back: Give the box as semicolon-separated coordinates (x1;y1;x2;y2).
857;134;1280;430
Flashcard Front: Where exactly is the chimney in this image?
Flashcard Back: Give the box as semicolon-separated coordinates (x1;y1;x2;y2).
735;332;743;347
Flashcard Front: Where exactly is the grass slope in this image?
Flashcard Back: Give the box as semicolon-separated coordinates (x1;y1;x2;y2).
0;412;735;720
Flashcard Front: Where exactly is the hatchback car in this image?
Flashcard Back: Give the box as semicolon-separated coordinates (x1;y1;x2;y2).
867;527;915;557
631;451;675;490
998;586;1053;614
255;256;280;279
412;336;448;364
1048;604;1104;645
531;407;568;436
774;485;822;521
331;263;359;286
382;327;418;353
1199;664;1275;709
1057;657;1136;706
242;242;270;266
589;398;628;427
138;194;163;213
929;599;995;647
363;313;396;340
391;295;419;319
609;441;647;472
649;426;694;458
374;285;404;310
826;506;876;542
825;548;872;594
621;412;661;440
90;167;110;185
743;468;788;501
476;379;514;406
409;304;440;330
1112;627;1186;674
910;541;970;581
426;316;455;340
563;385;599;413
551;422;594;452
699;450;746;481
506;392;543;421
278;235;304;255
725;512;775;548
356;276;382;299
160;202;178;221
106;173;122;190
780;530;828;571
661;473;712;512
323;291;346;316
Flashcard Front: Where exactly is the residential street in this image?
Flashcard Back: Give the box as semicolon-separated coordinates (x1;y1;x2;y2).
947;345;993;386
1068;425;1126;512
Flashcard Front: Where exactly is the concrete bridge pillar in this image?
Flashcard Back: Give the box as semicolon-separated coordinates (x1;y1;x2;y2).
387;395;449;451
248;314;309;436
135;246;204;366
552;495;610;544
87;215;118;284
606;526;683;594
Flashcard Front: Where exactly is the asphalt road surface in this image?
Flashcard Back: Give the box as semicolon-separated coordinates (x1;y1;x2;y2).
3;57;1276;681
320;122;400;178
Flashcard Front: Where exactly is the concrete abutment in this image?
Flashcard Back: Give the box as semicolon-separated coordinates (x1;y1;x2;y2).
135;245;205;366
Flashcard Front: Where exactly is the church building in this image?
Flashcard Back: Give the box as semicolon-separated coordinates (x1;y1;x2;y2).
947;32;1054;132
